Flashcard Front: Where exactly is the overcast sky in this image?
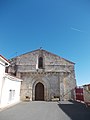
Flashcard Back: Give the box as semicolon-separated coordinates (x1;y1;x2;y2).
0;0;90;86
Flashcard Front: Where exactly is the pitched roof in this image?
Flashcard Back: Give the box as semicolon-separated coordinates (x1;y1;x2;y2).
4;73;23;82
0;55;10;66
10;48;75;64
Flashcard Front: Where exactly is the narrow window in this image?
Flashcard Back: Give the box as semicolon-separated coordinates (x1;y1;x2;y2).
8;90;15;101
38;57;43;69
9;90;12;101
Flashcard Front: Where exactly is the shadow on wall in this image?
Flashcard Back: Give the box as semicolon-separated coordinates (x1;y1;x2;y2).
58;101;90;120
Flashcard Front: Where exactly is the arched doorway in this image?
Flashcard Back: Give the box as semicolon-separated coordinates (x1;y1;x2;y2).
35;82;44;101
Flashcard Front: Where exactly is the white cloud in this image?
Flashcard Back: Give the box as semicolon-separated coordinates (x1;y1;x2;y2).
71;27;84;32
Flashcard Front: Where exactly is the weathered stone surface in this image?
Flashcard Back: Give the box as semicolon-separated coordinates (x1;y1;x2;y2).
83;85;90;104
8;49;76;101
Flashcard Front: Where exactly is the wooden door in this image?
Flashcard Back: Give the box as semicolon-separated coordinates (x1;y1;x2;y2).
35;82;44;101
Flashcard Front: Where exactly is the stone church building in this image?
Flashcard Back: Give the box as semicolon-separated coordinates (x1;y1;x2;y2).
7;49;76;101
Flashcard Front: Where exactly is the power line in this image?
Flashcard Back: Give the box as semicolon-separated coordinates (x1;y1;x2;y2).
8;52;18;59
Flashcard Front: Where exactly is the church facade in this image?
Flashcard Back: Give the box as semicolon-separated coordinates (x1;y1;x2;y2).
7;49;76;101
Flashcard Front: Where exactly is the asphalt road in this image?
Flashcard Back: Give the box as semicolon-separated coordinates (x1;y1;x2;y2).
0;101;90;120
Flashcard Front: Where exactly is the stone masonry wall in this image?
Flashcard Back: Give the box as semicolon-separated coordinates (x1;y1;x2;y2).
8;49;76;101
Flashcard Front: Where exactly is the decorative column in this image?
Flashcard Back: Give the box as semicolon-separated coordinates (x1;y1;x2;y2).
29;83;32;101
16;72;21;78
59;72;64;101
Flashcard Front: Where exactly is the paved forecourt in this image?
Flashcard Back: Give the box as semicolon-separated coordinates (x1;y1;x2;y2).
0;101;90;120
